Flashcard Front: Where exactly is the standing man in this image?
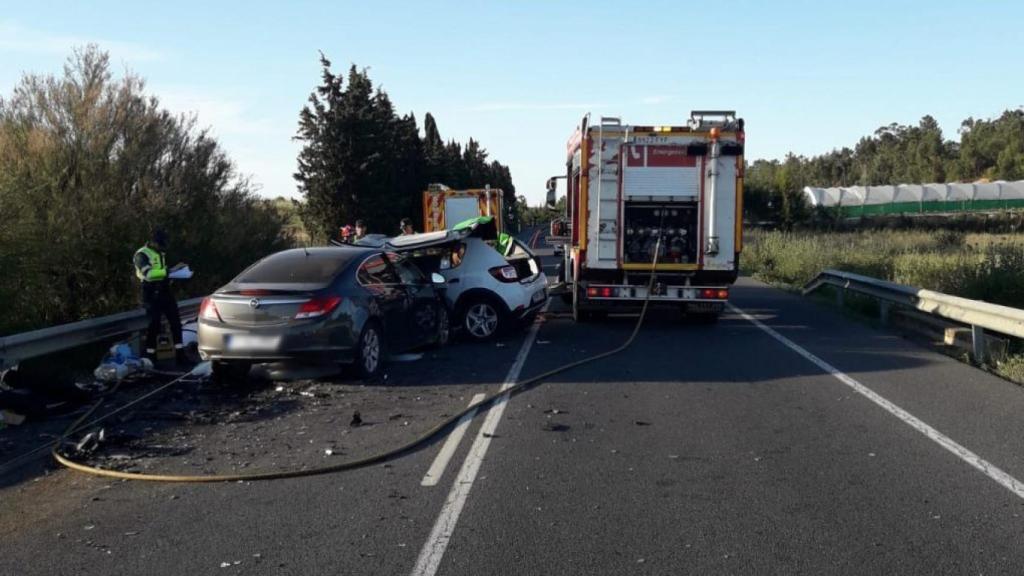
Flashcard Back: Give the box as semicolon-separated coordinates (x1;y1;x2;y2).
399;217;415;236
133;229;186;364
353;219;368;242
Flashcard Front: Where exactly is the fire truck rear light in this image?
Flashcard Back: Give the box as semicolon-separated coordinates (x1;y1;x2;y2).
586;287;614;298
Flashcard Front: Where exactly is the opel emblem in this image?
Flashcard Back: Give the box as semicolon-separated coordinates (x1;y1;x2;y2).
249;298;261;309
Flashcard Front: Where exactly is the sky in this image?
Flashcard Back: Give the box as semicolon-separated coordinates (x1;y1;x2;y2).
2;1;1023;205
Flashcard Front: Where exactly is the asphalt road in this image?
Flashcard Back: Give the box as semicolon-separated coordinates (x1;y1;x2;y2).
4;232;1024;575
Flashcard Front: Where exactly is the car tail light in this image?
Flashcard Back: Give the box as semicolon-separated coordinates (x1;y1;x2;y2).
295;295;342;319
489;265;519;283
586;287;614;298
200;297;222;322
700;288;729;300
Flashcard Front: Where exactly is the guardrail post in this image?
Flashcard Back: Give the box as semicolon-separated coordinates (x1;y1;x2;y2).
972;325;986;363
879;301;891;325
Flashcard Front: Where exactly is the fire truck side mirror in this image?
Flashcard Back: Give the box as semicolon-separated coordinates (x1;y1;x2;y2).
545;178;557;208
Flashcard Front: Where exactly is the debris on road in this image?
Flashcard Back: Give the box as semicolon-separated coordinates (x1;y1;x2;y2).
542;423;570;432
350;411;363;427
633;420;652;426
0;409;26;426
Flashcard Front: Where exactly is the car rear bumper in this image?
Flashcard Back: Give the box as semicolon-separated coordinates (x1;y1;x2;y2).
508;276;548;318
197;320;358;364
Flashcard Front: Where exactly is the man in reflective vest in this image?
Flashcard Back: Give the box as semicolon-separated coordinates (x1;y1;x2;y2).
134;229;185;364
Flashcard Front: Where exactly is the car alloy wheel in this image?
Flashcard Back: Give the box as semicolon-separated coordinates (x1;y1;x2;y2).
465;302;499;339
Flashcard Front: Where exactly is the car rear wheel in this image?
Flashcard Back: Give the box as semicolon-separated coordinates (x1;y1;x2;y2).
354;322;384;379
460;299;502;341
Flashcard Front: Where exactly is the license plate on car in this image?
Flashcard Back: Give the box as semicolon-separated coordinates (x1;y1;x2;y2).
226;334;281;351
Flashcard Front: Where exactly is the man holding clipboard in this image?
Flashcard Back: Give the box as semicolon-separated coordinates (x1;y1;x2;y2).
133;229;191;364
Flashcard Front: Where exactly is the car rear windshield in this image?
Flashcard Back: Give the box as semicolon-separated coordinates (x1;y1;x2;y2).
234;248;358;284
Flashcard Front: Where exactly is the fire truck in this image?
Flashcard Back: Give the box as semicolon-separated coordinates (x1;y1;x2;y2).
422;184;505;233
546;111;745;321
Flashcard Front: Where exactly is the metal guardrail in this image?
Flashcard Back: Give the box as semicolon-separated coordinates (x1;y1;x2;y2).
0;298;204;370
804;269;1024;361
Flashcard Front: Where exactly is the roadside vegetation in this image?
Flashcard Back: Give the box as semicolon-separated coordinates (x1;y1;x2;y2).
744;229;1024;307
0;46;291;336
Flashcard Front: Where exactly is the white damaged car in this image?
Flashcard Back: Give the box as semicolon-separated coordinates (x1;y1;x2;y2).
388;217;548;341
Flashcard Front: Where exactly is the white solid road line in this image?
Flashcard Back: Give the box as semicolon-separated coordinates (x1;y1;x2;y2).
410;314;544;576
729;303;1024;501
421;393;487;487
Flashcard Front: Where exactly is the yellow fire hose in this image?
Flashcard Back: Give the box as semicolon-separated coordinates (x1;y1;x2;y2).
54;240;664;483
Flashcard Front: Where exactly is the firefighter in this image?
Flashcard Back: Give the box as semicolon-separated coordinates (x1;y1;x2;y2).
133;229;186;364
399;217;415;236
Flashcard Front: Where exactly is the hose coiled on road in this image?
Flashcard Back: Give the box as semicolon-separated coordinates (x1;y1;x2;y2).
54;239;663;483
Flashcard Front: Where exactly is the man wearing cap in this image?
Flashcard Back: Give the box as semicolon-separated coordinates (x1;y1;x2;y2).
133;229;187;364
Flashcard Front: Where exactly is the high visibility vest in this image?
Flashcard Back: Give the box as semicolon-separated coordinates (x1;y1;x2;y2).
134;246;168;282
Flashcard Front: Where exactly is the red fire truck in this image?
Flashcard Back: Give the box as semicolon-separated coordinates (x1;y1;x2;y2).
547;111;745;322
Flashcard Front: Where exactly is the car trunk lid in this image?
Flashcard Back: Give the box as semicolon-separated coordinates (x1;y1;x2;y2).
212;287;315;327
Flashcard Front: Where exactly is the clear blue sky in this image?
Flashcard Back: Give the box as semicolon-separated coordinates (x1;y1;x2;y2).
2;1;1022;205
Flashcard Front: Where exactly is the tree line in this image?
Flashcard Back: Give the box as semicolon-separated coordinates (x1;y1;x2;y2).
294;54;517;241
745;110;1024;227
